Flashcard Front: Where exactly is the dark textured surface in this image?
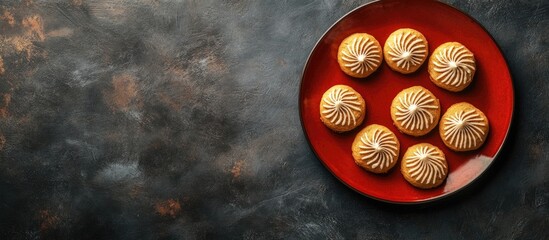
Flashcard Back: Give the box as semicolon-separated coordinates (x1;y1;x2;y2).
0;0;547;239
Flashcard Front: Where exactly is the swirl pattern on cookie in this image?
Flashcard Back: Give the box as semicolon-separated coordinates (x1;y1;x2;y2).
387;31;427;71
359;129;398;169
322;88;361;126
341;36;381;74
433;45;475;86
395;89;439;131
443;109;486;149
406;145;447;185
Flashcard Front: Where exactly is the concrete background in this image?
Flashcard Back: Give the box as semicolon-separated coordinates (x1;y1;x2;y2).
0;0;547;239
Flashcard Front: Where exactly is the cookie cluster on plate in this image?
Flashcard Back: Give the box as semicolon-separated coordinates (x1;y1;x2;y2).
319;28;489;189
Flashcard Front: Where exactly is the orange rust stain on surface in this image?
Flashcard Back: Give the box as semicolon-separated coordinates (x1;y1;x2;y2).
155;199;181;218
156;64;193;110
47;27;74;38
39;210;60;231
0;93;11;118
0;13;48;61
71;0;84;6
22;15;45;41
165;64;189;78
200;52;228;74
157;92;182;110
129;185;143;198
11;36;35;60
88;2;127;21
231;159;244;178
0;56;4;75
0;10;15;27
103;73;140;111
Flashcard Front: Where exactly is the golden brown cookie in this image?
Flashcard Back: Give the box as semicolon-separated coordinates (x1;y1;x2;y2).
352;124;400;174
401;143;448;189
319;85;365;132
383;28;428;74
337;33;383;78
439;102;489;152
428;42;476;92
390;86;441;136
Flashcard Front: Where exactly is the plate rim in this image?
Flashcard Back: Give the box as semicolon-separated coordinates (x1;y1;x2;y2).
298;0;515;204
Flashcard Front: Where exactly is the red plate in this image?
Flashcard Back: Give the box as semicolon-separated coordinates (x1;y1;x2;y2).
299;0;514;204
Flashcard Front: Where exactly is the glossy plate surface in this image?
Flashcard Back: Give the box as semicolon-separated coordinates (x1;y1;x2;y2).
299;0;514;204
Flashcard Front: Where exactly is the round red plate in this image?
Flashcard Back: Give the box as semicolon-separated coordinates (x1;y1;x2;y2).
299;0;514;204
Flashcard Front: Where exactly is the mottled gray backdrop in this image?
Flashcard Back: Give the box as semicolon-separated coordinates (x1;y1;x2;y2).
0;0;547;239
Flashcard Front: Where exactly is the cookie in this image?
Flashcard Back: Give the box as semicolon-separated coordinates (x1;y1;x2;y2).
428;42;476;92
439;102;489;151
383;28;428;74
320;85;365;132
401;143;448;189
390;86;441;136
337;33;383;78
352;124;400;174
